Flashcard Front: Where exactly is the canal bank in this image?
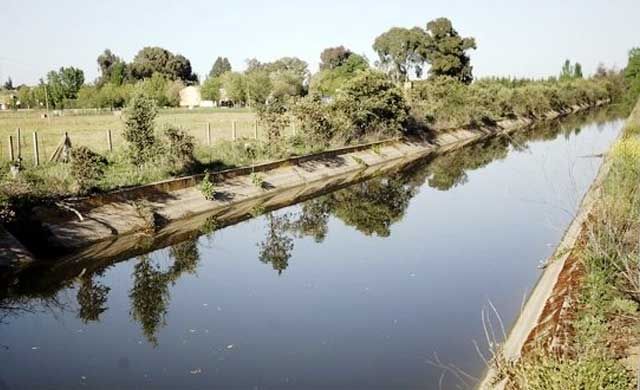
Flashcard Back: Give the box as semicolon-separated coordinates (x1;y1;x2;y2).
480;100;640;389
0;107;624;389
0;101;608;271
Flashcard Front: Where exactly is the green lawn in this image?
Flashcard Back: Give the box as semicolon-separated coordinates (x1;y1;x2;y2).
0;107;296;164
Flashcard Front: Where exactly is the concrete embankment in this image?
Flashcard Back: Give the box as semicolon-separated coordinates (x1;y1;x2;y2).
7;102;606;269
478;101;631;389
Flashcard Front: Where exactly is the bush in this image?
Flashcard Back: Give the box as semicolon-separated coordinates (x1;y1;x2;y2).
123;92;158;164
70;146;108;193
163;127;195;172
199;173;216;200
256;97;290;143
332;70;409;141
292;94;335;144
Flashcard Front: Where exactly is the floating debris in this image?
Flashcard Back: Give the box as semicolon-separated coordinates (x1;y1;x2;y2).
190;369;202;375
226;344;234;350
31;346;40;350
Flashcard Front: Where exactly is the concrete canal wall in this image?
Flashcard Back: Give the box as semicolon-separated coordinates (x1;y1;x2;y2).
7;101;607;268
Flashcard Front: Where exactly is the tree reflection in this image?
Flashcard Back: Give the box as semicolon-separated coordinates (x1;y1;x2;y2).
129;255;170;346
329;178;415;237
426;136;511;191
258;213;294;275
76;271;110;323
129;239;201;346
290;199;332;243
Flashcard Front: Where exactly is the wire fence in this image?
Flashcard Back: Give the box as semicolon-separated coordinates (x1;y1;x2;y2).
0;119;299;165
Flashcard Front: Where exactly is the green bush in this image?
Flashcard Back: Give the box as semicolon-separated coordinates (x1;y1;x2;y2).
70;146;108;193
123;92;158;164
163;127;195;172
199;173;216;200
292;94;335;144
331;70;409;141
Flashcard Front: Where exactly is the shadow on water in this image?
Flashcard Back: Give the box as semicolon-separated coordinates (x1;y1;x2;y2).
0;106;628;386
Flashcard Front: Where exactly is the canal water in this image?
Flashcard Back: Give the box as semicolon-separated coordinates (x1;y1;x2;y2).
0;110;626;389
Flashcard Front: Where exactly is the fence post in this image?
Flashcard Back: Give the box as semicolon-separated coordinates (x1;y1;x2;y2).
8;135;14;161
33;132;40;166
232;120;237;141
106;129;113;152
292;121;297;136
254;120;258;140
207;122;212;145
16;128;21;158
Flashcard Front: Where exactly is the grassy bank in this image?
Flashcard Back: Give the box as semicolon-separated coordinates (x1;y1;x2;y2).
0;108;296;162
494;100;640;389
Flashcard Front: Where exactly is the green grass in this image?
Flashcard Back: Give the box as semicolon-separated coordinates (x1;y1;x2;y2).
494;100;640;389
0;107;299;164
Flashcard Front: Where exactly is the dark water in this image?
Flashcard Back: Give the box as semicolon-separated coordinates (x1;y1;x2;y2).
0;110;626;389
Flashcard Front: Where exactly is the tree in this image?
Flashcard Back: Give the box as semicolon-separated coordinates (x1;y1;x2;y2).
201;76;222;101
373;27;427;82
3;77;13;90
319;46;353;70
97;49;127;86
130;46;197;83
209;57;232;78
573;62;583;78
220;71;246;105
310;53;369;96
123;92;158;163
167;54;198;85
624;47;640;100
423;17;476;84
245;68;272;105
43;66;85;108
59;67;85;99
560;59;574;81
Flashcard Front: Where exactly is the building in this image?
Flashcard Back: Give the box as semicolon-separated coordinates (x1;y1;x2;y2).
179;86;201;108
179;86;216;108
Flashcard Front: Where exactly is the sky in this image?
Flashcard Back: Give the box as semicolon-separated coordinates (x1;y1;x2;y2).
0;0;638;85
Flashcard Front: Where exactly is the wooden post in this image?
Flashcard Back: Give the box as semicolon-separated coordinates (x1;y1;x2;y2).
106;129;113;152
206;122;212;145
8;135;14;161
292;121;297;136
254;120;259;139
16;128;21;158
32;132;40;166
232;121;237;141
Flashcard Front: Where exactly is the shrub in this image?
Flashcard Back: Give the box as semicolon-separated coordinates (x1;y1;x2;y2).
292;94;335;144
332;70;409;141
70;146;108;193
0;192;16;224
163;127;195;172
256;97;290;143
199;173;216;200
123;92;158;164
250;172;266;189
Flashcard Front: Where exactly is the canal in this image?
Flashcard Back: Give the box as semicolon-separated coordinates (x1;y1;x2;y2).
0;109;626;389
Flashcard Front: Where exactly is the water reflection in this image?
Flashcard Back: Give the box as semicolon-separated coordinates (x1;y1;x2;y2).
0;107;627;388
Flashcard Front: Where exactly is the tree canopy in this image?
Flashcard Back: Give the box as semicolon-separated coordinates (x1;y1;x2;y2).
320;46;353;70
373;27;428;82
422;17;476;84
209;57;232;78
373;18;476;84
130;47;197;84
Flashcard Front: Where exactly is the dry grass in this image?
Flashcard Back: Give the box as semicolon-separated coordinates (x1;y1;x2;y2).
0;108;298;164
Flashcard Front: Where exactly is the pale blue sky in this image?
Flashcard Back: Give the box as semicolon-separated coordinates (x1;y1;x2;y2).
1;0;638;85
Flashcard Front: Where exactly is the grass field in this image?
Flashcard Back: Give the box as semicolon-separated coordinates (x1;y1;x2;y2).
0;107;297;164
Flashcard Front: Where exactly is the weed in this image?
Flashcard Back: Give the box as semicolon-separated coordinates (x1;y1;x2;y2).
199;173;216;200
249;172;266;189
